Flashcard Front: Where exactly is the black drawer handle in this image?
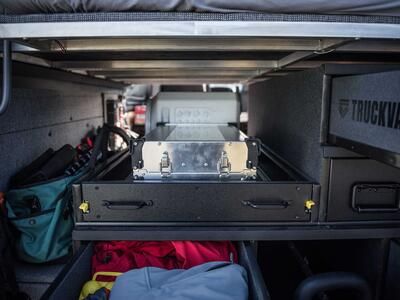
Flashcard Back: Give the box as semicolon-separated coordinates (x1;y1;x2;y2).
242;200;290;210
352;183;400;213
354;207;400;213
102;200;153;210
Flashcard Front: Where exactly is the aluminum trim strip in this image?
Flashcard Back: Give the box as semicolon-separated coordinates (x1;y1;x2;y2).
2;21;400;39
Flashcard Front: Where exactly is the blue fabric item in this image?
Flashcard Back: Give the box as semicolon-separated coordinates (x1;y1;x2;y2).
84;287;109;300
110;261;248;300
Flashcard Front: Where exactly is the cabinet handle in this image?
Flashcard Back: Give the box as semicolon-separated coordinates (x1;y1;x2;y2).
353;206;399;213
242;200;290;210
352;183;400;213
102;200;153;210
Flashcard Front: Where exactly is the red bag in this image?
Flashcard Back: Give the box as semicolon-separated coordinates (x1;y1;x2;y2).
172;241;237;269
92;241;237;281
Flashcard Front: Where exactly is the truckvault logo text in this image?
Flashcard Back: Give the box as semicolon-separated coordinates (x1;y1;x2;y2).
338;99;400;129
338;99;350;118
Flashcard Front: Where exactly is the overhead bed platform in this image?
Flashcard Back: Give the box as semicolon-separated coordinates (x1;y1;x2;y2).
1;11;400;84
2;0;400;16
2;12;400;39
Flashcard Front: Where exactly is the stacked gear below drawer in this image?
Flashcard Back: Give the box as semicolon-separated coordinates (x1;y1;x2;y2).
43;241;270;300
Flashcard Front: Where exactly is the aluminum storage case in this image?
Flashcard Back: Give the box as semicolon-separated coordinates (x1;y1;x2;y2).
131;91;259;180
130;125;260;180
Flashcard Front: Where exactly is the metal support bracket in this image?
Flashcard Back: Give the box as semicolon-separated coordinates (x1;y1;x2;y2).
246;138;261;169
0;40;11;115
130;138;145;169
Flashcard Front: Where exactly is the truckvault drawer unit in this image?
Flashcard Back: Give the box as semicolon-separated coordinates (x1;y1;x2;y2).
249;64;400;223
130;125;260;180
74;147;316;224
74;91;317;227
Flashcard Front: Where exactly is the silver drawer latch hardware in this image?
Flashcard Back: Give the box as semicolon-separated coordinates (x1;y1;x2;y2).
160;151;172;177
218;151;231;178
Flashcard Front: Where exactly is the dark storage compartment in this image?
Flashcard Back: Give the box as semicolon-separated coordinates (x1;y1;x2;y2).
327;159;400;221
258;239;391;300
384;239;400;299
43;241;270;300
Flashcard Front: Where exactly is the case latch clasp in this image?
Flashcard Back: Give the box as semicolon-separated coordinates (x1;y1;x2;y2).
218;151;231;178
160;151;172;177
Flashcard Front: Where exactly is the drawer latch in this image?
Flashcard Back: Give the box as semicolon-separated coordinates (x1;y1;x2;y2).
79;200;90;214
160;151;172;177
218;151;231;178
305;199;315;213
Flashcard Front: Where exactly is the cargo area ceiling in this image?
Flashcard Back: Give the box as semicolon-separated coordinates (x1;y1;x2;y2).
1;12;400;84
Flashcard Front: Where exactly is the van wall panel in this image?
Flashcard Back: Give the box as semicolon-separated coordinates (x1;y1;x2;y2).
0;67;122;190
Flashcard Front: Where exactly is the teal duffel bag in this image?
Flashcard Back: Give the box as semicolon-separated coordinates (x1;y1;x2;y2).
6;171;86;263
5;124;130;263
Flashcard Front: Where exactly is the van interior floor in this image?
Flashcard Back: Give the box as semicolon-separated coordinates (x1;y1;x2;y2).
14;261;65;300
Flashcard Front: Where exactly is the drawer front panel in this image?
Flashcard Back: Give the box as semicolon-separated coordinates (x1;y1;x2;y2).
327;159;400;221
79;182;312;223
330;71;400;156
